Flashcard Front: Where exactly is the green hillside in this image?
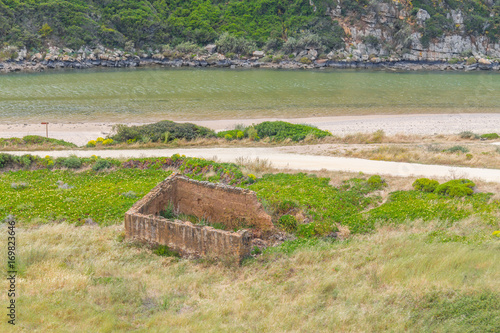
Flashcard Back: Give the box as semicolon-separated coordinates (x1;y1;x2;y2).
0;0;343;51
0;0;499;56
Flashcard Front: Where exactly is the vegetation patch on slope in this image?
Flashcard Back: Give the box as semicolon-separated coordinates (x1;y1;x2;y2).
0;135;76;150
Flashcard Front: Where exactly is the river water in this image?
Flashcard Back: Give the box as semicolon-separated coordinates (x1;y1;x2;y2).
1;68;499;123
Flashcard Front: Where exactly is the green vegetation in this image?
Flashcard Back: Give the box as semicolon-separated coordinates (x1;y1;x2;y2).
0;136;76;150
459;131;480;139
248;173;498;235
0;154;498;331
410;0;500;45
413;178;440;193
435;179;475;197
445;145;470;153
0;0;344;52
218;121;332;142
0;168;171;225
480;133;500;140
152;244;180;258
2;155;497;237
110;120;215;143
254;121;331;142
277;214;298;232
0;219;496;331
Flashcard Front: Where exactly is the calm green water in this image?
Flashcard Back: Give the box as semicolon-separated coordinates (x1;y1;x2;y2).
1;68;499;123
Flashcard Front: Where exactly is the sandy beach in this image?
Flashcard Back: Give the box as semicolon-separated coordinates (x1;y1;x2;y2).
0;113;499;146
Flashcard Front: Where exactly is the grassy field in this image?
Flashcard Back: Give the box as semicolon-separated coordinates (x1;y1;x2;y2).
0;156;499;331
0;221;498;332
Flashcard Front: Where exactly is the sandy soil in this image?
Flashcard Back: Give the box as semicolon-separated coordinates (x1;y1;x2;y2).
5;147;500;183
1;113;499;146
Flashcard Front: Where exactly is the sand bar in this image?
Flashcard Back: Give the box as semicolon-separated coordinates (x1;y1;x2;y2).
0;113;499;146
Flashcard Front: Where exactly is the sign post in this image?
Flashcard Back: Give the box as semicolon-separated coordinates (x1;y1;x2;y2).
41;122;48;138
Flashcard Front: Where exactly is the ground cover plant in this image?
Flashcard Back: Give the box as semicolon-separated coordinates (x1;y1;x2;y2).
247;173;499;236
0;168;171;225
1;154;499;235
0;135;76;150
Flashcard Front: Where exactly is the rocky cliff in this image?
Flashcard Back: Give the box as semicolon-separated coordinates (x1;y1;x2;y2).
329;0;500;61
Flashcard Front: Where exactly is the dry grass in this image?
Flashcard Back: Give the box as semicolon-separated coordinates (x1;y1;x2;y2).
235;157;274;176
0;220;497;332
321;142;500;169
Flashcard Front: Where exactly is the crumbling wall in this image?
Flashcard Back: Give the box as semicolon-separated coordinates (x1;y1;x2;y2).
125;173;273;260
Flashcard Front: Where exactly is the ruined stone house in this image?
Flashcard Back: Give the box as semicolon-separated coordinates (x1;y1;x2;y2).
124;173;273;260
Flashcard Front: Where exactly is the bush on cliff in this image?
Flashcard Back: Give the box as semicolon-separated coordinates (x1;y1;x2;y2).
110;120;215;143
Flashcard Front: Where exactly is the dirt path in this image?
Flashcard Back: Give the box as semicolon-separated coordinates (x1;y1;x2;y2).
5;147;500;183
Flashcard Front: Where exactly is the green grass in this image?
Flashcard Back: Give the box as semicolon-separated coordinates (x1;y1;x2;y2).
0;222;497;332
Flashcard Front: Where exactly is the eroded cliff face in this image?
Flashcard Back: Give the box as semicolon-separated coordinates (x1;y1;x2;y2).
326;0;500;61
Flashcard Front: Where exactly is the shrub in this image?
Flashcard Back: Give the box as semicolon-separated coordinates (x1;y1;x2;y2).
254;121;331;142
466;57;477;65
160;202;176;219
86;140;96;147
371;129;385;143
480;133;499;140
264;38;283;52
236;131;244;140
61;156;82;169
299;57;312;64
0;154;36;168
459;131;479;139
247;174;256;184
272;55;283;63
246;127;259;141
224;134;233;141
446;145;469;153
110;120;215;143
215;32;256;55
413;178;439;193
175;41;201;54
434;179;475;197
96;137;105;143
367;175;387;190
102;138;114;145
92;159;112;172
277;214;298;232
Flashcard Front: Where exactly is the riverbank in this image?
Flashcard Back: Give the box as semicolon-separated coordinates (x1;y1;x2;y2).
1;114;500;146
2;57;500;74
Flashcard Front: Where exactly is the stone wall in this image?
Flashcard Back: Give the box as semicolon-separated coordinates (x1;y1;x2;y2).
124;173;273;260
